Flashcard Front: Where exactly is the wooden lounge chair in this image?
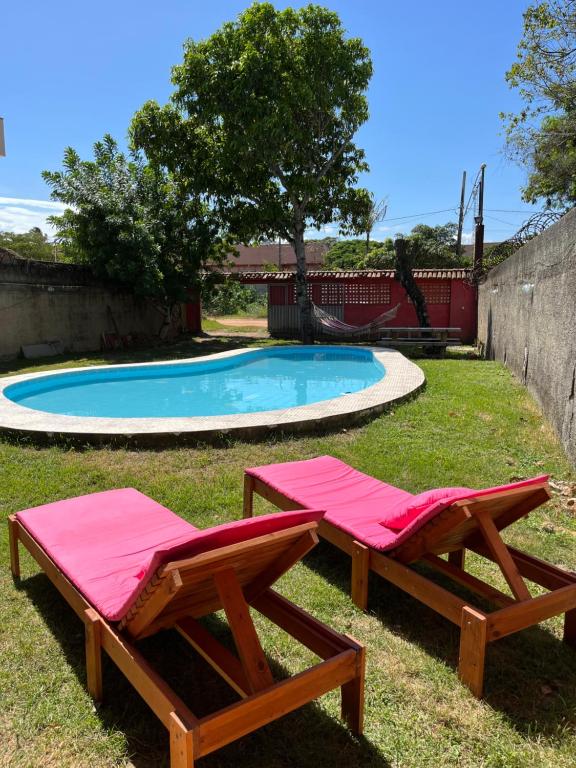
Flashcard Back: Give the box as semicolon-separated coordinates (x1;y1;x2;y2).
8;488;365;767
243;456;576;697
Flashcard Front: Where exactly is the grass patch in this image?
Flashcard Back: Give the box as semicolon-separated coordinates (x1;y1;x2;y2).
1;340;575;767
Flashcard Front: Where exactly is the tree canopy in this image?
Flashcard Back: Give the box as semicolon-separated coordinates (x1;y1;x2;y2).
43;135;227;306
0;227;54;261
503;1;576;207
131;2;373;341
324;223;468;271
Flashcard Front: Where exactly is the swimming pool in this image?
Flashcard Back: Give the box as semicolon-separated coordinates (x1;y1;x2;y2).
0;346;425;444
5;346;384;418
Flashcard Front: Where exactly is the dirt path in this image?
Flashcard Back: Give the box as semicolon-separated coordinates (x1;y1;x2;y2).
214;316;267;328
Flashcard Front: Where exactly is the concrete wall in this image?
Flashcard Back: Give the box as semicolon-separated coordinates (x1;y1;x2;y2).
478;208;576;465
0;259;180;359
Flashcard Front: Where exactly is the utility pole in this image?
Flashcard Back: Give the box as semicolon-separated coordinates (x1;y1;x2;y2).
473;163;486;274
456;170;466;256
0;118;6;157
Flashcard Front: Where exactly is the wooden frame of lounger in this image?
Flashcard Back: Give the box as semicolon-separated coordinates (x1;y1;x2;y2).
8;515;365;767
243;474;576;698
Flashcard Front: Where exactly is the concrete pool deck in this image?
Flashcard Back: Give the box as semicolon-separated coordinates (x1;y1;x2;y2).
0;346;425;445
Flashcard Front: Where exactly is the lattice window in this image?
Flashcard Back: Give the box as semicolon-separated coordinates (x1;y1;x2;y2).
345;283;391;305
418;282;451;304
318;283;344;305
291;284;313;303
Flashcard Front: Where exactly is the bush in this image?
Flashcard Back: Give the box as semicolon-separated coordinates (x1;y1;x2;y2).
203;281;267;316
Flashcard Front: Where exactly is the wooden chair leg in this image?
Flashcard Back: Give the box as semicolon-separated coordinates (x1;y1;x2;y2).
340;642;365;735
84;609;103;702
351;540;369;611
563;608;576;648
169;712;194;768
458;606;488;698
243;475;254;518
448;548;465;569
8;515;20;579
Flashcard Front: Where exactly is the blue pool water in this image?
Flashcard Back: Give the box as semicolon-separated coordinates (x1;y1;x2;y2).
5;347;385;418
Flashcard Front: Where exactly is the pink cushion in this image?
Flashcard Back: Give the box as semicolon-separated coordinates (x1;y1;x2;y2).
380;487;474;530
246;456;414;550
246;456;549;553
16;488;324;621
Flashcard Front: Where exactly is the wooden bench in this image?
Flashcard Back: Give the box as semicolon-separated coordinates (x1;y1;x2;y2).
378;327;462;353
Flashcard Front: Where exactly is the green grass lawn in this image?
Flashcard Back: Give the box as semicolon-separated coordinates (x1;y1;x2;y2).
1;339;575;768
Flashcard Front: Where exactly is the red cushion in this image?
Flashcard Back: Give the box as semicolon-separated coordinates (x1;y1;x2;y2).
16;488;324;621
246;456;414;549
380;487;474;530
246;457;549;553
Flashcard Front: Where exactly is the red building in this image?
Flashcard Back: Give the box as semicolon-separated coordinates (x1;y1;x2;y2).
239;268;477;343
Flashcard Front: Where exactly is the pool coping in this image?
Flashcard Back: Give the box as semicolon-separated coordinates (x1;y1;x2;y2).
0;346;425;445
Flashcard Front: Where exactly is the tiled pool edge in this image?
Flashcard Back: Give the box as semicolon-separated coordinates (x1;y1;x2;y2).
0;346;425;446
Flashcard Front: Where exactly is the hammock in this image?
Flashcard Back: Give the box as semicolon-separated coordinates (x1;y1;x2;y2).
312;302;401;336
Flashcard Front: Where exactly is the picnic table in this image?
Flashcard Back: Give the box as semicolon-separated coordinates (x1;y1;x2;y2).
377;327;462;353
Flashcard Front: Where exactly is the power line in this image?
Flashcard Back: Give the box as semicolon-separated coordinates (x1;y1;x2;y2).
384;207;457;222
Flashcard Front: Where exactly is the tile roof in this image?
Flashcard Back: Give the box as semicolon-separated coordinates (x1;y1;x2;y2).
238;268;472;282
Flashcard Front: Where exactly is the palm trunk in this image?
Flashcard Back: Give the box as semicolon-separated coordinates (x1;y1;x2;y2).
292;219;314;344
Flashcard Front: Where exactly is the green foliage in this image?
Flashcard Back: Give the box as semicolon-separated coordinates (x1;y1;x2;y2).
502;1;576;206
131;2;374;340
43;135;228;303
325;223;469;270
202;280;266;316
0;227;54;261
324;238;395;270
406;222;469;267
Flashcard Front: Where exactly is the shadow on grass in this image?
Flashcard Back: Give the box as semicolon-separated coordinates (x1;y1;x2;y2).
305;541;576;740
0;336;269;377
16;572;390;768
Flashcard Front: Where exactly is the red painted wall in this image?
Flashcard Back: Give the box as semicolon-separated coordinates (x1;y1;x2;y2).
268;277;476;342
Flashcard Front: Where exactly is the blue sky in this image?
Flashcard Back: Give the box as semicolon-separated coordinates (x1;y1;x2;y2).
1;0;539;243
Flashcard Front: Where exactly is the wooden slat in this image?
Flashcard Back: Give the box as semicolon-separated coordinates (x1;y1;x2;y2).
422;554;514;607
99;620;198;730
195;651;357;758
214;568;274;694
340;640;365;735
458;607;488;698
84;608;103;702
351;540;370;610
8;515;20;579
470;542;576;590
447;549;465;569
371;551;470;625
253;588;357;660
123;570;183;638
487;583;576;641
470;506;531;602
244;530;319;602
564;609;576;648
176;616;250;698
243;475;255;518
169;712;195;767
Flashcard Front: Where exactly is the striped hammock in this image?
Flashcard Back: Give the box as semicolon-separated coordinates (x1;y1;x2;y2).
312;302;401;336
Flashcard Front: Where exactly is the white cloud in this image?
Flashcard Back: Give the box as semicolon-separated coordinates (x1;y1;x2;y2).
461;231;474;244
0;196;68;235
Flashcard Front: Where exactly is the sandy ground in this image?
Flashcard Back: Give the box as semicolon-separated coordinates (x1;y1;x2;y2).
214;316;268;327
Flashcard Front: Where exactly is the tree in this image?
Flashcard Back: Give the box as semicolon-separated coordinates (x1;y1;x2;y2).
502;1;576;206
43;135;228;332
131;2;373;343
406;223;467;267
0;227;54;261
324;238;395;270
323;223;467;271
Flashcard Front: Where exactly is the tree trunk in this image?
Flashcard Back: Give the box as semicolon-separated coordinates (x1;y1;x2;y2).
393;238;430;328
292;219;314;344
